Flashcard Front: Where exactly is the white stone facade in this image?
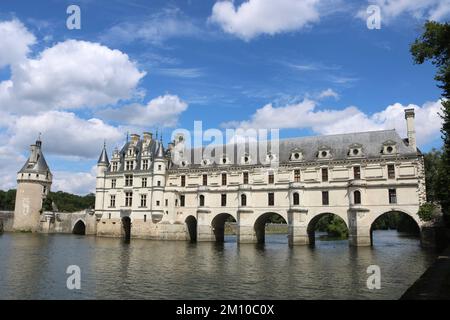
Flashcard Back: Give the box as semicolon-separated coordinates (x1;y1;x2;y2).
94;109;426;246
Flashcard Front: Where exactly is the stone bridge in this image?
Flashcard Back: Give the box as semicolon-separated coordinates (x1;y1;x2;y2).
180;204;423;246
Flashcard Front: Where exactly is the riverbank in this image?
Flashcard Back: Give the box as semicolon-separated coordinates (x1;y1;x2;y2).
400;244;450;300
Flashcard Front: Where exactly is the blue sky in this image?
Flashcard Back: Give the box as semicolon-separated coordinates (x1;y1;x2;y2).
0;0;447;194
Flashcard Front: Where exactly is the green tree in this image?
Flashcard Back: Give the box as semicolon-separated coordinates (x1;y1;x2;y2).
423;148;443;202
411;21;450;224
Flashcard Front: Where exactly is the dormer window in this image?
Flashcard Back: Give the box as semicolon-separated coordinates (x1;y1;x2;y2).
382;140;397;155
290;149;303;161
317;146;331;159
266;153;277;163
241;154;251;165
220;156;229;165
180;160;188;167
348;143;363;157
201;159;210;166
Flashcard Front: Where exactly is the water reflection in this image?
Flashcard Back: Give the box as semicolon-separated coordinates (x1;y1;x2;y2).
0;230;435;300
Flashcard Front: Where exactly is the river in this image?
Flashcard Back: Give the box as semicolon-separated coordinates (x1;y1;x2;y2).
0;230;436;299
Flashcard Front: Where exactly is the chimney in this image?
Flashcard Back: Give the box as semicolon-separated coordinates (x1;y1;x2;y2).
130;134;140;145
404;108;416;151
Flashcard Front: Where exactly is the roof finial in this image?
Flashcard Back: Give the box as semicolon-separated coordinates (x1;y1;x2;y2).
156;128;159;140
126;131;129;143
38;132;42;141
103;139;106;149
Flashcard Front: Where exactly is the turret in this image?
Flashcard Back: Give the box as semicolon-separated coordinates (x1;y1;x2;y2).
151;140;166;221
13;137;52;232
95;143;109;214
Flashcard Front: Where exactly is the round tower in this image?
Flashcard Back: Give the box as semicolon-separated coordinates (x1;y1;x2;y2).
13;138;52;232
94;143;109;214
152;140;166;221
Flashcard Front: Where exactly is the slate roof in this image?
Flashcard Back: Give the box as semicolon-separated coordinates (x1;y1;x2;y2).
170;129;417;169
18;141;51;174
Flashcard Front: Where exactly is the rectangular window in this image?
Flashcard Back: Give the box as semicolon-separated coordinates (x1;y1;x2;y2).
157;180;161;187
389;189;397;204
126;161;134;171
111;179;116;189
388;164;395;179
268;173;274;184
125;192;133;207
158;165;162;171
354;166;361;180
140;194;147;207
175;199;178;207
110;195;116;208
141;177;147;188
165;199;168;206
322;168;328;182
202;174;208;186
125;175;133;187
294;169;301;182
142;159;149;170
181;175;186;187
144;214;147;222
222;173;227;186
112;162;118;172
268;193;274;206
221;194;227;207
243;172;249;184
156;200;160;206
322;191;329;205
180;195;185;207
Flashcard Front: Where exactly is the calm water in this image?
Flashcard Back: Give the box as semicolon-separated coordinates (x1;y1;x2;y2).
0;231;436;300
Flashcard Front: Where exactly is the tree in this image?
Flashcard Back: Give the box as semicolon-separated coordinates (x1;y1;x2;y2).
411;21;450;223
423;148;444;202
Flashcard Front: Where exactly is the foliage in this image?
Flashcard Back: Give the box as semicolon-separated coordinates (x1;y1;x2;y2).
411;21;450;222
49;191;95;212
315;214;348;239
417;202;438;222
372;212;420;234
0;189;94;213
0;189;16;210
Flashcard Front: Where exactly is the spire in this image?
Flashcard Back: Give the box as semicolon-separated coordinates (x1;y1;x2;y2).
98;142;109;165
156;140;164;159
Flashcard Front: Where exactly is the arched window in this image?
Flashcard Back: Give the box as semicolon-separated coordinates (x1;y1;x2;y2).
293;192;300;205
354;190;361;205
241;194;247;207
199;195;205;207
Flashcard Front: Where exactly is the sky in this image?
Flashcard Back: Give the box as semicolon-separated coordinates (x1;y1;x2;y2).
0;0;448;195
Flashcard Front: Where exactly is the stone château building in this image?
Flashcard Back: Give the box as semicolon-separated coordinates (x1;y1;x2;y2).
94;108;427;246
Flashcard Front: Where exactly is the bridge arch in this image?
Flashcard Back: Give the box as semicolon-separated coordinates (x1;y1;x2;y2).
185;215;197;242
72;219;86;235
369;210;420;246
306;212;349;245
253;212;287;244
211;213;236;243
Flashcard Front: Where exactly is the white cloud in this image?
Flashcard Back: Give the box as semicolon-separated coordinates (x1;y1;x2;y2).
209;0;323;40
100;8;201;45
97;94;188;128
0;19;36;68
53;167;97;195
0;145;27;191
7;111;123;158
359;0;450;22
0;39;146;114
222;99;443;146
318;88;339;100
155;68;204;78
